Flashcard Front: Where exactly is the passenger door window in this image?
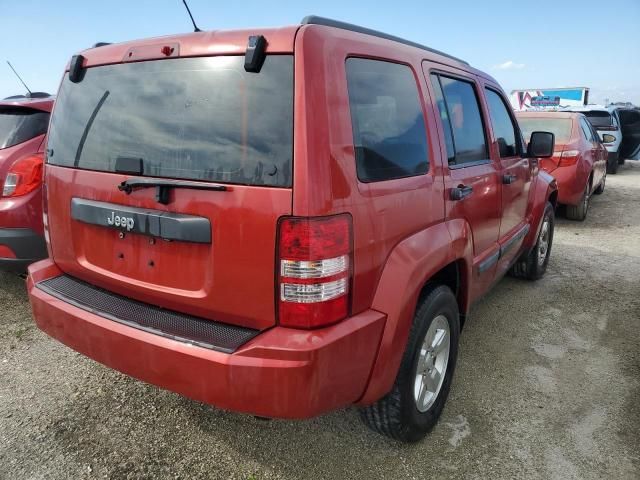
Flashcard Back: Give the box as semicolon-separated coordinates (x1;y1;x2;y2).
429;74;488;167
484;89;519;157
346;58;429;182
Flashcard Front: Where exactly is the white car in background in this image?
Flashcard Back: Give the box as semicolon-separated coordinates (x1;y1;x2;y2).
563;105;622;173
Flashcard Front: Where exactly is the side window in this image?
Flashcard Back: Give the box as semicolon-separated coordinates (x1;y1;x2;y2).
431;74;488;166
579;118;593;141
485;89;519;157
588;123;602;143
346;58;429;182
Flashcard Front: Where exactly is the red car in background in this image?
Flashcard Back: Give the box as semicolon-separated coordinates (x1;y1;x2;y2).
0;94;52;272
517;111;607;221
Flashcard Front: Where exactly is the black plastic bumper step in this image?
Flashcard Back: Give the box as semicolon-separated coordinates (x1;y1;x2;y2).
37;275;259;353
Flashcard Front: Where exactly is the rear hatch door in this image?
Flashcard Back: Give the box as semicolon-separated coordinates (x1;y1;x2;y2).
45;54;294;330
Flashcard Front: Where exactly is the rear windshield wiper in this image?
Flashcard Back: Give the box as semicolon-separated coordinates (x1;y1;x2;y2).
118;178;228;205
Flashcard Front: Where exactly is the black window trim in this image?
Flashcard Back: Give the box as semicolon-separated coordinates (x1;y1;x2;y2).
345;56;432;183
484;85;525;158
430;73;457;164
428;69;492;169
448;158;492;170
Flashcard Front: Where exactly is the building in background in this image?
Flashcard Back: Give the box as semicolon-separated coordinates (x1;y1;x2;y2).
510;87;589;111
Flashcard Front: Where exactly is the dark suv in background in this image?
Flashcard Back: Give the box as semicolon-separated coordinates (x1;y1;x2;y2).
0;94;52;272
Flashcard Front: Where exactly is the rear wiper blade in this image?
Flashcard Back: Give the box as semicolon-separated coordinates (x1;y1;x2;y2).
118;178;228;205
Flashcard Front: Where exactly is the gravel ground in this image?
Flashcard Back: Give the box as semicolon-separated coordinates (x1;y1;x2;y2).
1;163;639;480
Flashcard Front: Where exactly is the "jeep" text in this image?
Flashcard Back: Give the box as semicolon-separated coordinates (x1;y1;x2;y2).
107;212;135;231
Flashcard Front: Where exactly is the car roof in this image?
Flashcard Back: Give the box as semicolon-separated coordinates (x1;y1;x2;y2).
0;95;54;113
71;16;493;82
561;105;610;113
516;111;582;120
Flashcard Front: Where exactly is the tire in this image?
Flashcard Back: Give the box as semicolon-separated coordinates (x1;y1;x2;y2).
607;153;619;174
510;201;554;280
618;155;625;166
360;285;460;443
565;182;590;221
594;174;605;195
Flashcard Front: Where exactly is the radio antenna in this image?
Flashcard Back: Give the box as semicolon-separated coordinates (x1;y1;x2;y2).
6;61;33;96
181;0;202;32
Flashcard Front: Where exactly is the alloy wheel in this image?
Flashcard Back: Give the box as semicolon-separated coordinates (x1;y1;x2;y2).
414;315;450;412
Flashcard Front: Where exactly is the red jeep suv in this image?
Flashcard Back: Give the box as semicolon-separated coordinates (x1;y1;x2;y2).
28;17;557;442
0;94;52;272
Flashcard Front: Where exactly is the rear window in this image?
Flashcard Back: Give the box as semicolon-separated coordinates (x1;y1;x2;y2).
47;55;294;187
346;58;429;182
0;108;49;149
518;117;573;144
582;111;613;128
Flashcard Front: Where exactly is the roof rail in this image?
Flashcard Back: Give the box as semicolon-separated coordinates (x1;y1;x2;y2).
300;15;469;65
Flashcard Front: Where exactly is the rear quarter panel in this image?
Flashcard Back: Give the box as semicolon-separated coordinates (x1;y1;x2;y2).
293;25;448;315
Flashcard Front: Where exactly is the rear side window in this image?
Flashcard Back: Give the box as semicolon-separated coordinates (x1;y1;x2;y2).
430;74;488;166
346;58;429;182
0;108;49;149
47;56;294;187
580;118;594;141
485;89;519;157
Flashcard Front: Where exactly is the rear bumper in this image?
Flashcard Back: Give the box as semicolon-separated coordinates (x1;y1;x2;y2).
27;259;386;418
0;228;47;272
544;166;587;206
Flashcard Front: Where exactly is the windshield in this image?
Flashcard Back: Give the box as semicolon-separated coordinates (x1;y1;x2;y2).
518;117;573;144
582;111;613;128
0;107;49;149
47;55;294;187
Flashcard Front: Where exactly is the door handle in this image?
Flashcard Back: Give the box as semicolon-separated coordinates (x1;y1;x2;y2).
502;174;517;184
450;184;473;201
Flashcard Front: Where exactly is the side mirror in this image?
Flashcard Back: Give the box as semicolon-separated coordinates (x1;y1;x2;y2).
527;131;555;158
602;134;616;144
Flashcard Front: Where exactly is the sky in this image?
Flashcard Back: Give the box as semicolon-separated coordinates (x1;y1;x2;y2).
2;0;639;104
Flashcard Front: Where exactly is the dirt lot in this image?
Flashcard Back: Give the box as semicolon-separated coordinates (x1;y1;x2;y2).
1;163;639;480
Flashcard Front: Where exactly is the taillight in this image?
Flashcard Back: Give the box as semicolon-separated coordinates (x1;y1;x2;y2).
2;153;44;197
558;150;580;167
277;214;353;329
